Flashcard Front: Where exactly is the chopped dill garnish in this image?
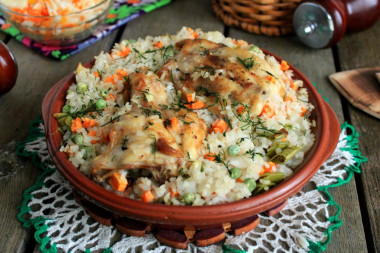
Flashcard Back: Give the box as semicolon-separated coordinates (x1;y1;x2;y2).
101;115;121;127
265;70;276;78
141;107;162;118
237;57;255;70
197;86;227;110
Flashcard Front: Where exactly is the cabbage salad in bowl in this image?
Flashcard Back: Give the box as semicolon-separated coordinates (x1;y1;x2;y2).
54;27;315;206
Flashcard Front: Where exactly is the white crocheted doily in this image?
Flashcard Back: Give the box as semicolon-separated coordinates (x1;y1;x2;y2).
19;123;362;253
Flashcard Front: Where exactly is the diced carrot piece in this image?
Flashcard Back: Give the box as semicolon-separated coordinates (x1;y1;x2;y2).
280;60;289;71
109;172;128;192
169;117;179;130
262;161;276;174
300;107;308;117
267;75;276;83
127;0;140;4
212;119;229;133
105;76;115;84
89;129;98;144
232;39;247;46
185;100;205;110
117;47;131;58
154;41;163;49
83;118;97;128
290;81;298;91
186;93;194;103
204;152;216;161
237;105;244;114
187;27;198;39
212;126;224;134
106;94;116;101
141;190;154;202
169;188;179;197
117;69;128;77
71;118;82;133
93;71;99;77
259;104;275;118
88;130;97;136
236;177;244;183
284;96;294;103
281;138;288;142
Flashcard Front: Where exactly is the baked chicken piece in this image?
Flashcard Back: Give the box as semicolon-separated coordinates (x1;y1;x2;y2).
158;39;286;116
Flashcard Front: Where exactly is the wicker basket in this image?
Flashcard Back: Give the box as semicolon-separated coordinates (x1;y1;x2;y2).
212;0;303;36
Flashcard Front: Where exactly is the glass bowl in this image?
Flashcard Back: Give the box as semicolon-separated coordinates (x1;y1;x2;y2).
0;0;113;46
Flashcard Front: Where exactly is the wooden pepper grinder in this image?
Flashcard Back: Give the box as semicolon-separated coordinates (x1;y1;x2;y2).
293;0;380;48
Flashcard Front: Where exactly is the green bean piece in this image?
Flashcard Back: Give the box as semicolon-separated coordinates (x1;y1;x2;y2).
229;167;241;179
72;134;84;145
243;178;256;192
271;146;303;164
62;104;71;113
272;128;288;140
95;99;107;109
54;113;72;127
76;82;87;94
183;192;195;205
227;145;240;156
266;141;290;158
284;124;293;131
260;172;285;184
81;146;92;159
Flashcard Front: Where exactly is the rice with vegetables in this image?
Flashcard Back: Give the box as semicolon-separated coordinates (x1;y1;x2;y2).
55;27;315;206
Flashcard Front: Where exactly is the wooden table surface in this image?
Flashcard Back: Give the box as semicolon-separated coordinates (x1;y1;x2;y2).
0;0;379;252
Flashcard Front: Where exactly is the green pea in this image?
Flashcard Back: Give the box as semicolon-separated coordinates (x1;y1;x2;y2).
76;82;87;94
227;145;240;156
72;134;84;145
96;99;107;109
183;192;195;205
243;178;257;192
249;45;261;54
62;104;71;113
229;167;241;179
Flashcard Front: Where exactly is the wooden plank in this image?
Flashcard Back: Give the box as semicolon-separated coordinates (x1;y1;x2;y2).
228;29;367;252
0;33;7;41
337;21;380;252
0;31;119;252
120;0;224;39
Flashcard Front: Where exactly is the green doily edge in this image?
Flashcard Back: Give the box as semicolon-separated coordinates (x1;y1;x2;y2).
16;117;367;253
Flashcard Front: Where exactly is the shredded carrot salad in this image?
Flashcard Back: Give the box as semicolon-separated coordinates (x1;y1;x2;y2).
2;0;104;16
1;0;108;42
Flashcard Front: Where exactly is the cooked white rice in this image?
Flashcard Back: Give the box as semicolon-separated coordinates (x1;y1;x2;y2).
58;27;315;206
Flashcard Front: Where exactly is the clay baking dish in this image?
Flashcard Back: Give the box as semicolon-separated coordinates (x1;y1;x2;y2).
42;49;340;231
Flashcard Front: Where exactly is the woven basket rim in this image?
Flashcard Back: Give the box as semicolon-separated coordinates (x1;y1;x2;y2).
212;0;300;36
